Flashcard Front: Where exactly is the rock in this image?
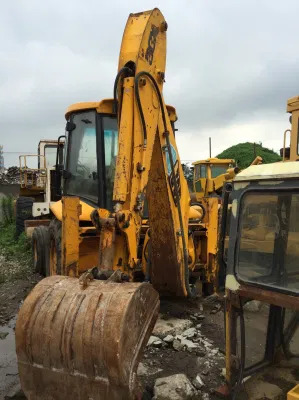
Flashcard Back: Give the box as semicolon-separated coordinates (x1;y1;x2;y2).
137;362;148;376
202;340;213;348
175;335;183;340
209;348;219;356
153;374;197;400
138;362;162;376
244;380;282;400
203;293;219;304
210;304;222;314
163;334;174;344
153;339;163;348
181;338;199;351
0;331;9;340
196;347;206;357
173;339;184;351
153;316;193;336
196;324;202;329
182;327;197;339
4;383;25;399
148;336;161;346
202;393;210;400
243;300;262;312
192;374;205;389
196;314;205;321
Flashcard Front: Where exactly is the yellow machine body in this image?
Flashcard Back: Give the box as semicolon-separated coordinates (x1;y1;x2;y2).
16;9;202;398
193;157;235;199
282;95;299;161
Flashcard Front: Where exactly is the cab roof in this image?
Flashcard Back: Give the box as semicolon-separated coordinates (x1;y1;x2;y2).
287;95;299;113
192;157;234;166
234;161;299;182
65;99;178;122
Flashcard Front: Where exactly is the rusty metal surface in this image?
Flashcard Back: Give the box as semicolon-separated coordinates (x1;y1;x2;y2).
16;276;159;399
24;220;51;228
62;196;80;277
238;284;299;311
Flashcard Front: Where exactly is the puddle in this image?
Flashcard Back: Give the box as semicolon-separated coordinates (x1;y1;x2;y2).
0;316;19;399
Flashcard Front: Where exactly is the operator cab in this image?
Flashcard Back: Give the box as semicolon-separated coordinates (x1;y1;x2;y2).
223;161;299;393
59;99;178;211
62;100;118;211
227;162;299;294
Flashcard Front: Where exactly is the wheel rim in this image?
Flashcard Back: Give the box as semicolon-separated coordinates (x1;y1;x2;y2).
49;240;57;275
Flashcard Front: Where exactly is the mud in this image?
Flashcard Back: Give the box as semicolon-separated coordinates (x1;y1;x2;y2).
0;276;41;326
0;261;40;400
0;317;19;400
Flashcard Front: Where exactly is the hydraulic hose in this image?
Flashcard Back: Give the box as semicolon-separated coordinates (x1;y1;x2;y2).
134;71;194;297
113;66;134;115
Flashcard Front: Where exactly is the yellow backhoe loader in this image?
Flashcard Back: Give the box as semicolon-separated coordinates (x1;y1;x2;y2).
193;157;236;200
16;9;205;399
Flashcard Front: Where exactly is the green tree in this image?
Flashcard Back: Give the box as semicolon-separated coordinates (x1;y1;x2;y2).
181;163;194;191
216;142;281;169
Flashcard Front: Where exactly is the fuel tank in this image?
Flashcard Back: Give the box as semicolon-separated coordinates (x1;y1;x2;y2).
16;276;159;399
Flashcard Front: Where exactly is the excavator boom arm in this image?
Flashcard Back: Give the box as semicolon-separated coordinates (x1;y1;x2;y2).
111;9;192;297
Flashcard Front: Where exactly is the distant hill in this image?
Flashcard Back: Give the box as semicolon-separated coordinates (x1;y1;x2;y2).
216;142;282;169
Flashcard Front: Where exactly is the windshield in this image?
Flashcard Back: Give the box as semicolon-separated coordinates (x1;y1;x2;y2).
65;111;98;204
64;111;118;208
103;116;118;210
44;145;57;168
195;165;206;180
211;164;229;178
237;191;299;295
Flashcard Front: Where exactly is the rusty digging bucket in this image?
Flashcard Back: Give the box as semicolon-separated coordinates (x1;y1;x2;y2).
15;276;160;399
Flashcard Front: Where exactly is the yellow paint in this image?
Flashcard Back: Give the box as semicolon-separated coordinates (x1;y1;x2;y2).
288;384;299;400
193;157;235;199
61;197;80;276
286;96;299;161
65;99;114;120
50;200;109;222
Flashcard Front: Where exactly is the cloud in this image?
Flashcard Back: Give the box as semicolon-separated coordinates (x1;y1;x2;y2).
0;0;298;166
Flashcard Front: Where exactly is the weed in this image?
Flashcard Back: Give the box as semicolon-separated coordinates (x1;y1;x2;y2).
0;195;14;226
0;221;33;283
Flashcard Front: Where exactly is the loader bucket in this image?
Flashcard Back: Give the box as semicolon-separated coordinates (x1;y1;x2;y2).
16;276;159;399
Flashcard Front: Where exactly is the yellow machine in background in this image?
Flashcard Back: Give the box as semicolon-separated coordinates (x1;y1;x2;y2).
282;95;299;161
16;139;60;235
189;158;238;294
192;157;237;199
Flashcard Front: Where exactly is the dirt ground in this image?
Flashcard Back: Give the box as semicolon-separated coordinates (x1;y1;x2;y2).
0;267;298;399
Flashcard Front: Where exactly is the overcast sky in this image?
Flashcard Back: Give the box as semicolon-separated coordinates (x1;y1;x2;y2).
1;0;298;167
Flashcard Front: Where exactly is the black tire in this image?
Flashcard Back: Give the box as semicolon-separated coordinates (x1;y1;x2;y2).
32;226;50;276
46;219;62;276
16;196;34;237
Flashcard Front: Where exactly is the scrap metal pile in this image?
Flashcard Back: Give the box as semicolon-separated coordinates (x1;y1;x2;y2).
0;167;20;184
0;167;20;185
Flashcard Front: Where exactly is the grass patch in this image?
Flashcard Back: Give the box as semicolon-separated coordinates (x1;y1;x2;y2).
0;195;14;225
0;211;33;283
